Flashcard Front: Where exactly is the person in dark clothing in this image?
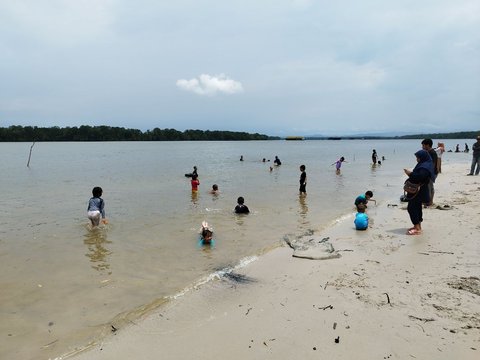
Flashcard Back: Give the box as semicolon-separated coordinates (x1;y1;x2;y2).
403;150;435;235
185;166;198;178
421;139;438;206
371;149;377;165
467;136;480;175
299;165;307;195
274;156;282;166
234;196;250;214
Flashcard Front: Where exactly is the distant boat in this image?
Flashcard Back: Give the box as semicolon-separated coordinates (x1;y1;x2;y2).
327;137;342;140
285;136;305;141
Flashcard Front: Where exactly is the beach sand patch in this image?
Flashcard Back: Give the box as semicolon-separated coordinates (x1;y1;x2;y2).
284;235;341;260
448;276;480;296
451;196;471;205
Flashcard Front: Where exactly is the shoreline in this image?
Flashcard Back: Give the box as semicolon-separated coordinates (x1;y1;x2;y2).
72;162;480;360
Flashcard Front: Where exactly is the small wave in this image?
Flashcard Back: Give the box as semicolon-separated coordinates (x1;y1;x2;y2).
168;255;258;300
330;212;354;225
205;208;222;212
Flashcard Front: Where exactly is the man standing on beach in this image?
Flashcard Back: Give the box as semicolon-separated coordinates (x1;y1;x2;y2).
467;136;480;176
421;139;438;206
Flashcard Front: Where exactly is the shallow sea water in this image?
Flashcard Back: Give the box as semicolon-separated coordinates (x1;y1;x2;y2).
0;139;472;359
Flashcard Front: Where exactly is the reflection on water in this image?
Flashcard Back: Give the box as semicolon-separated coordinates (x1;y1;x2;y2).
297;195;309;230
83;228;112;274
190;191;199;206
234;214;246;226
333;171;345;191
200;238;215;258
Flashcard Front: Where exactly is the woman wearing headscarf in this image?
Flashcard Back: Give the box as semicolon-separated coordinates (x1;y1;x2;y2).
403;150;435;235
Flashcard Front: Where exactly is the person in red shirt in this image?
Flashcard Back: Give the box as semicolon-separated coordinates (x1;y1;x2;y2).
191;175;200;192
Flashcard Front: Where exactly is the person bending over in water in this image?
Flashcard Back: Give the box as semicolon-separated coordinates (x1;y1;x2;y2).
234;196;250;214
87;186;108;227
354;191;375;210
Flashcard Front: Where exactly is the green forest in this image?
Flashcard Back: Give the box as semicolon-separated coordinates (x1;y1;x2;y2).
0;125;279;142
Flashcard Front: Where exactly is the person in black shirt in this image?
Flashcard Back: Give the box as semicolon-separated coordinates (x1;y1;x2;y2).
299;165;307;195
421;139;438;206
404;150;435;235
234;196;250;214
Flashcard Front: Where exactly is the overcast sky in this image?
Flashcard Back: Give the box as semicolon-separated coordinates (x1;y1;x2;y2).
1;0;479;136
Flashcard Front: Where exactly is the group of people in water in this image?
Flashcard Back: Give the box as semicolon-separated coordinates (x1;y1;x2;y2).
87;136;479;244
184;161;258;244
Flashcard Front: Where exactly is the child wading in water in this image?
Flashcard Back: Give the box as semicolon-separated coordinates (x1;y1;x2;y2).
299;165;307;195
87;186;108;227
332;157;346;174
191;175;200;192
200;221;213;244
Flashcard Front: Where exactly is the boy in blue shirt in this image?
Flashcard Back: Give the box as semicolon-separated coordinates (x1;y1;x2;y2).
354;190;375;211
354;203;368;230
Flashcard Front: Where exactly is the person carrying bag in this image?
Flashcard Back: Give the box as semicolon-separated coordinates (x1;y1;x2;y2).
402;150;435;235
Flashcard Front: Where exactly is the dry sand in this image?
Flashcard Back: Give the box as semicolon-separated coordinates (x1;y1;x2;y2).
72;163;479;360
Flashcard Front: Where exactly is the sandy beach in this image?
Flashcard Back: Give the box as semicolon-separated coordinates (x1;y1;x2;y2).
72;162;479;360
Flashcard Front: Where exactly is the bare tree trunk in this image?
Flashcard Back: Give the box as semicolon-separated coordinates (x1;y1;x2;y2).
27;141;35;167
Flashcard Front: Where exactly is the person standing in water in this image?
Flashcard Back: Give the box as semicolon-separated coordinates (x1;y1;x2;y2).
299;165;307;195
372;150;378;165
332;157;346;174
191;175;200;192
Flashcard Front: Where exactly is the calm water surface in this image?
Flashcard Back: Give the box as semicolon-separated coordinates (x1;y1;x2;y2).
0;139;471;359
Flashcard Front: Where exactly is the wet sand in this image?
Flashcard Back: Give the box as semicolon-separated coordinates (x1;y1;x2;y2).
73;163;480;360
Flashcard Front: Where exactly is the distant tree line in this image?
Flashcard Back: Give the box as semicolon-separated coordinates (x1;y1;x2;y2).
396;130;480;140
0;125;279;141
306;130;480;140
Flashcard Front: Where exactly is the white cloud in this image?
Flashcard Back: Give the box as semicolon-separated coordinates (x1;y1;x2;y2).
176;74;244;96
